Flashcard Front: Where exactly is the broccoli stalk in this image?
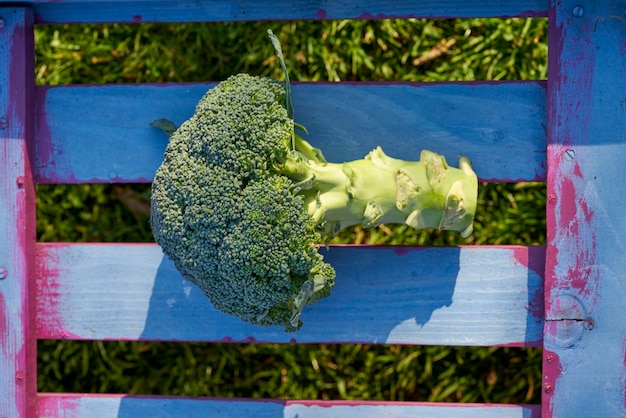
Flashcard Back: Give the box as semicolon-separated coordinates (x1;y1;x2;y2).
280;140;476;239
267;29;476;240
150;32;478;332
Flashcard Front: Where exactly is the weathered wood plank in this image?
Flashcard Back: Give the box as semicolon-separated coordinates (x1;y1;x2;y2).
0;7;37;418
544;0;626;417
36;243;544;346
37;393;542;418
19;0;547;24
34;81;546;184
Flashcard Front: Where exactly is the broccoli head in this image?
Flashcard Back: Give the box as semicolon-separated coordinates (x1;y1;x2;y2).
151;73;335;331
151;37;478;332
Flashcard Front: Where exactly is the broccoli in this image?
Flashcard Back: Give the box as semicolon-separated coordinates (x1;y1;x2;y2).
150;33;478;332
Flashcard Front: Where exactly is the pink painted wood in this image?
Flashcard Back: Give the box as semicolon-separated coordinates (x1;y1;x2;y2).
0;7;37;418
544;0;626;416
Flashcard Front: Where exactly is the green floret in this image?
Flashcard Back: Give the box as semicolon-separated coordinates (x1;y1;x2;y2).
214;175;333;331
150;34;478;332
150;140;242;282
187;73;294;180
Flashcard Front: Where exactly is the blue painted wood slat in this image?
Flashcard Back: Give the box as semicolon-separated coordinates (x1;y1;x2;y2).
34;82;547;184
36;243;544;346
544;0;626;417
0;7;37;418
37;394;541;418
10;0;547;24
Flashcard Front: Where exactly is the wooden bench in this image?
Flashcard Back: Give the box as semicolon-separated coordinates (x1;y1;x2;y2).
1;0;624;416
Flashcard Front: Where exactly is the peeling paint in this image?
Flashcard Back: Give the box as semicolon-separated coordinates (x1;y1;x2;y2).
35;244;81;340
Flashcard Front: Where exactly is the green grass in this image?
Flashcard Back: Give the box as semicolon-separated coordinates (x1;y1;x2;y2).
39;341;541;403
35;19;547;404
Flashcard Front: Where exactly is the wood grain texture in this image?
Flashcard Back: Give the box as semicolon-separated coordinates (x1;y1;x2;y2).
21;0;547;24
36;243;544;346
544;0;626;417
37;394;542;418
34;81;547;184
0;7;37;418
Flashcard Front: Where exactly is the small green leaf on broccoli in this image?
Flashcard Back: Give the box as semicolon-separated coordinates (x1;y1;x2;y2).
150;118;178;136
